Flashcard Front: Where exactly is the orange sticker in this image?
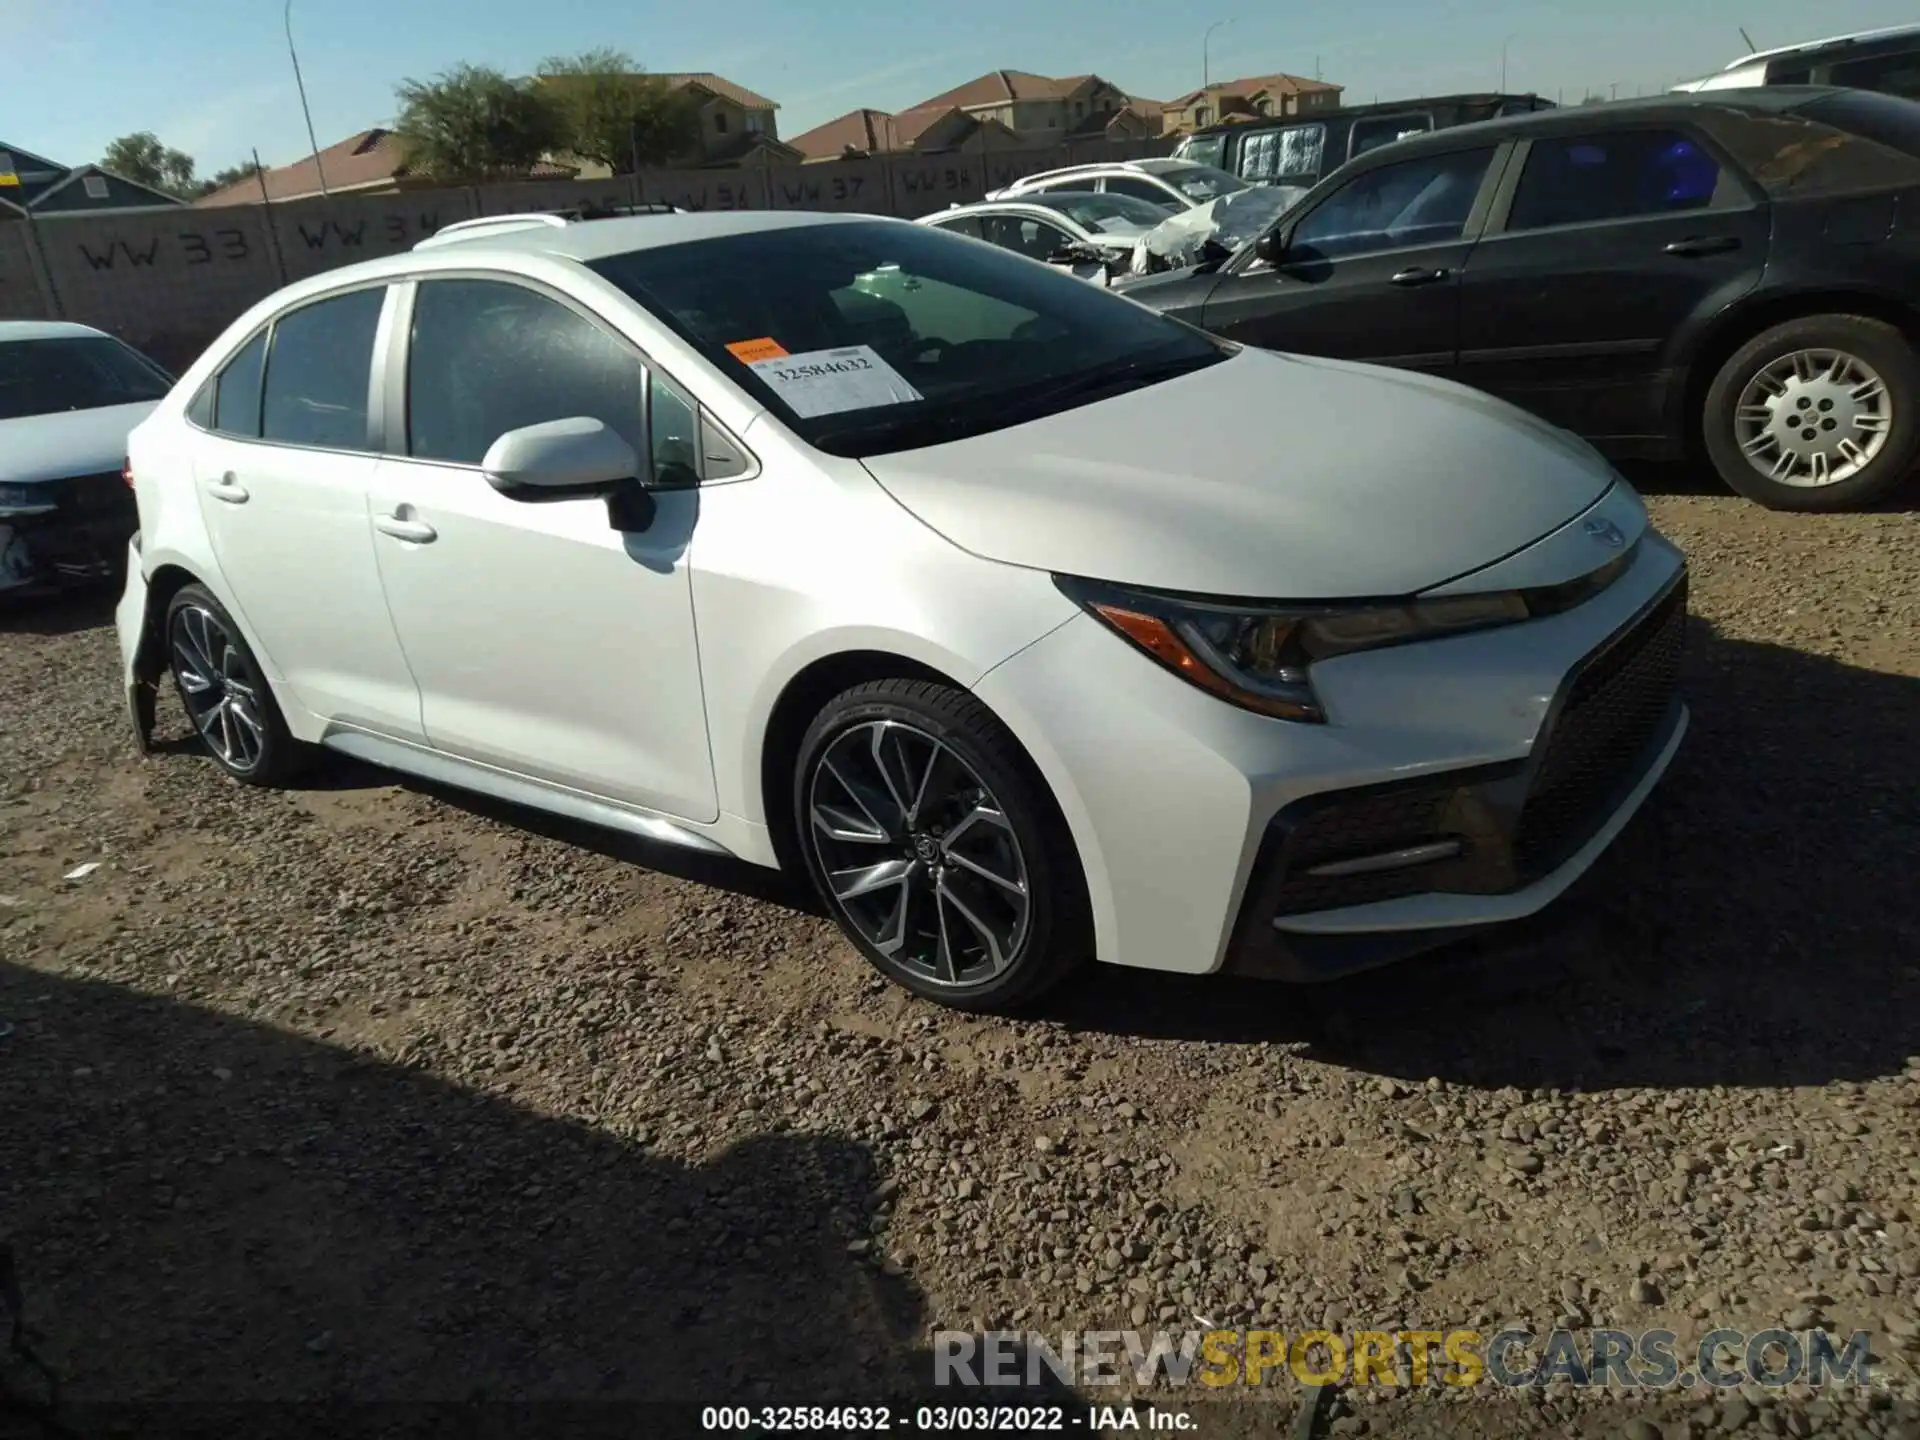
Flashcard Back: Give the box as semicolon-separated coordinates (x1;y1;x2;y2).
726;337;789;363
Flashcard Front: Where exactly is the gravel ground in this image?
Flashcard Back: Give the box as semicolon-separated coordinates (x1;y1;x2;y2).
2;479;1919;1438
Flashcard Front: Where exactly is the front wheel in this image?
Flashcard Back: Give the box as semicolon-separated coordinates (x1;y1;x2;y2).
1702;315;1920;511
793;678;1089;1012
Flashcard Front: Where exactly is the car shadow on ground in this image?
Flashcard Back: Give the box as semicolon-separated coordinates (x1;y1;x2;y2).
0;588;120;638
0;964;1084;1431
1046;615;1920;1094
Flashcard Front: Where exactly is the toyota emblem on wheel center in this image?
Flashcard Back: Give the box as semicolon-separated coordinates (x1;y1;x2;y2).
1583;518;1627;549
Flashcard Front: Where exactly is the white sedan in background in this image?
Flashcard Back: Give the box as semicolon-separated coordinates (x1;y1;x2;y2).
116;209;1689;1013
917;191;1175;284
1;321;171;594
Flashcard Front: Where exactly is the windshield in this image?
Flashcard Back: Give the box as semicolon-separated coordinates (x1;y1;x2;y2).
0;335;172;421
589;219;1228;459
1172;135;1227;169
1164;163;1250;203
1030;191;1176;233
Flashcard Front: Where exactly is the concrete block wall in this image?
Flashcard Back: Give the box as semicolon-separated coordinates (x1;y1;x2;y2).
0;137;1177;369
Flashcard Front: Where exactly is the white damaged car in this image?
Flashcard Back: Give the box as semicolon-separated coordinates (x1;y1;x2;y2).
116;210;1688;1011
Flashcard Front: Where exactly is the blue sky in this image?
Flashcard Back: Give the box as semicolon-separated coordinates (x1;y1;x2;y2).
7;0;1917;177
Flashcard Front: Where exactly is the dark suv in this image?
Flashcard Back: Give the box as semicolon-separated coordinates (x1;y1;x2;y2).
1125;87;1920;511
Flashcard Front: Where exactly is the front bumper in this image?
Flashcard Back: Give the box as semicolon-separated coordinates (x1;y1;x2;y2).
0;471;137;595
971;520;1691;978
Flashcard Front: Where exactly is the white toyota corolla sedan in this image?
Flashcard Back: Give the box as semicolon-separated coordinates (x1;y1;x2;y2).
116;209;1688;1012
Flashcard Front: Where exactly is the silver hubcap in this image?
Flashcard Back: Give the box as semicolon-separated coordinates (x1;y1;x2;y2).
170;604;266;771
1734;347;1892;488
806;720;1031;988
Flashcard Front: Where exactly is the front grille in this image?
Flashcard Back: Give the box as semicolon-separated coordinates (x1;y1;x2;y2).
1512;576;1687;875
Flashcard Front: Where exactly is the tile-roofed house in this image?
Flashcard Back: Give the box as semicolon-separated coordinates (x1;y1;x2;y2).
534;70;793;166
903;70;1164;141
787;104;1019;161
1161;73;1344;135
194;128;576;208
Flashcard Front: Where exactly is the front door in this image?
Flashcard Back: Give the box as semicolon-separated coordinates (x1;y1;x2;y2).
366;276;717;823
191;284;424;739
1456;126;1770;440
1197;144;1504;373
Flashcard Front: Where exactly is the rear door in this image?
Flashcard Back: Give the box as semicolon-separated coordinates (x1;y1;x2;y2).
190;284;424;738
1196;142;1507;372
1455;124;1769;440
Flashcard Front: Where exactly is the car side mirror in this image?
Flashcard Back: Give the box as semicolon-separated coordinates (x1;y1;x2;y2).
481;417;640;502
1254;231;1287;267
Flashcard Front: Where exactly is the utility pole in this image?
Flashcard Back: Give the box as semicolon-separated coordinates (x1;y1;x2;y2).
284;0;328;194
1500;35;1517;91
1203;18;1234;95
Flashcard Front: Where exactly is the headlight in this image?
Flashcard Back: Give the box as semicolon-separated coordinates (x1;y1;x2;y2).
1055;548;1635;724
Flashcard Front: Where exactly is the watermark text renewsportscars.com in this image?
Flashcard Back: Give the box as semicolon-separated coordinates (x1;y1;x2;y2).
934;1327;1872;1390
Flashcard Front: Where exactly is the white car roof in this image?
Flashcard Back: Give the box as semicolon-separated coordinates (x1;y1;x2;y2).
1725;21;1920;68
435;208;883;262
0;320;112;342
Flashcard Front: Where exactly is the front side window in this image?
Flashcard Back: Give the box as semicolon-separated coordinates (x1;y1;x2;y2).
926;214;985;239
1289;147;1496;259
1350;114;1435;159
0;335;172;422
980;215;1075;261
1507;129;1722;231
212;331;267;438
259;288;385;450
1101;175;1179;206
588;218;1226;458
406;278;643;466
1175;134;1227;169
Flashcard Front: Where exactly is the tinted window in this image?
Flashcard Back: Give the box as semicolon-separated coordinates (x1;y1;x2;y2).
650;372;701;482
186;381;214;429
1508;129;1721;231
406;279;643;466
588;218;1225;458
1290;148;1496;258
980;215;1075;260
1176;135;1227;169
1350;114;1434;158
927;214;984;239
1825;48;1920;99
213;331;267;438
1163;164;1249;203
0;335;171;421
1030;191;1171;232
260;289;384;450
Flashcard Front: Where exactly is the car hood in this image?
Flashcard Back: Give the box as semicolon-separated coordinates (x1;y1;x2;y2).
859;348;1619;599
0;402;158;484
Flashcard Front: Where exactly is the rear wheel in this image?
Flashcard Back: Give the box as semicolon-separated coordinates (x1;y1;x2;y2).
1702;315;1920;511
165;583;307;785
793;678;1089;1012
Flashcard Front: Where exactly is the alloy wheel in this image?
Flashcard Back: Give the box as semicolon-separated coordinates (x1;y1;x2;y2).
1733;347;1893;488
170;604;267;772
806;720;1031;988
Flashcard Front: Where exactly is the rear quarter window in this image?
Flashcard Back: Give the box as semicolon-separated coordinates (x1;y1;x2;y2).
1722;93;1920;196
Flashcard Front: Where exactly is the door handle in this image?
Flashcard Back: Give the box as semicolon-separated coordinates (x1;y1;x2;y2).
205;473;249;504
374;513;437;544
1389;266;1450;286
1664;235;1740;257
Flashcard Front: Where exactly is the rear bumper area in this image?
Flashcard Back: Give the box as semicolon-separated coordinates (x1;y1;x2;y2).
1223;572;1689;982
0;472;137;595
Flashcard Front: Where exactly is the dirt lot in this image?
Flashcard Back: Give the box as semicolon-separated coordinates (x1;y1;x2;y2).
3;477;1919;1438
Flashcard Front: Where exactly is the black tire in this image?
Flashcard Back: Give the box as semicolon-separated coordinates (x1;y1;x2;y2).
792;678;1090;1012
1702;314;1920;512
164;583;308;786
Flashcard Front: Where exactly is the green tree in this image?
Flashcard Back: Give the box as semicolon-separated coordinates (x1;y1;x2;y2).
536;48;700;171
392;63;564;181
196;159;265;198
101;132;198;196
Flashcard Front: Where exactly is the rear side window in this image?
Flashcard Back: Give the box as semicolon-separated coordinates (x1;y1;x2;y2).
1103;175;1177;205
1799;89;1920;158
211;331;267;439
927;214;984;239
1507;129;1722;231
1824;49;1920;100
406;278;643;466
1240;124;1326;183
260;288;385;450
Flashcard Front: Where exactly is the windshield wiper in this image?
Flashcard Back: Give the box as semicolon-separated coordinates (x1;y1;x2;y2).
999;349;1222;423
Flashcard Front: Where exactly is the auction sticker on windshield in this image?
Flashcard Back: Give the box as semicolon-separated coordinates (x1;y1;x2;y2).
747;345;923;418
